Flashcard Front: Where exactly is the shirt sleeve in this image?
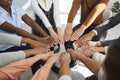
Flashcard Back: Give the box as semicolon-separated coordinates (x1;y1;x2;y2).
0;33;22;46
97;68;103;80
0;51;26;67
94;13;120;36
31;64;51;80
0;57;37;80
92;52;105;63
31;0;52;28
59;75;72;80
16;6;26;16
53;0;61;27
0;16;6;25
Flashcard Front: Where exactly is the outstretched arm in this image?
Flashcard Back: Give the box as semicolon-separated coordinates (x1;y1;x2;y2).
31;54;59;80
68;49;101;75
70;0;109;41
0;52;53;80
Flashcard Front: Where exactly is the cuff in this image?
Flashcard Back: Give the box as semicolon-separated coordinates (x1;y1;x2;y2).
92;30;98;36
92;52;105;63
105;46;109;54
59;75;72;80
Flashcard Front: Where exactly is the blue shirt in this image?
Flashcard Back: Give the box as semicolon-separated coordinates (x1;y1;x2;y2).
0;5;25;50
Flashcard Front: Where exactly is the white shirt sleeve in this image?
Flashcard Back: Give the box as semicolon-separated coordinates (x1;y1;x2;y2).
0;33;22;46
53;0;61;27
92;30;97;36
92;52;105;63
31;0;52;28
105;46;109;54
59;75;72;80
0;16;6;25
97;68;103;80
0;51;26;67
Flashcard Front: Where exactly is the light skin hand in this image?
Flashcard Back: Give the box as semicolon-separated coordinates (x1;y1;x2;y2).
59;52;71;65
48;27;60;44
89;46;105;53
86;41;102;47
70;25;86;41
24;47;50;57
75;31;96;47
35;36;52;46
24;38;50;48
77;46;95;57
67;49;84;60
35;51;54;61
46;54;60;67
64;23;73;41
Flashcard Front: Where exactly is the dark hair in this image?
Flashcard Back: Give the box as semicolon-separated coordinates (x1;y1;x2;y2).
104;37;120;80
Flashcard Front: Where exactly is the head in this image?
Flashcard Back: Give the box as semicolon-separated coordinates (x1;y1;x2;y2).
0;0;13;8
102;37;120;80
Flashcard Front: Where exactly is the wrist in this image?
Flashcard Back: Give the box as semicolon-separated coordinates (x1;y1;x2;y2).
24;49;33;57
21;38;31;44
96;41;102;46
88;31;96;38
66;23;72;28
81;24;87;30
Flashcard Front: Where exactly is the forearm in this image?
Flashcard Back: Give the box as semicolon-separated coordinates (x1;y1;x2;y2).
58;63;70;78
0;56;42;80
67;0;81;23
83;3;107;28
79;55;101;75
0;22;40;41
22;14;49;37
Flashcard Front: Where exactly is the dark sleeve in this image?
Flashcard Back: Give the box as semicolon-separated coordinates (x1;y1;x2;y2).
101;39;117;46
94;13;120;35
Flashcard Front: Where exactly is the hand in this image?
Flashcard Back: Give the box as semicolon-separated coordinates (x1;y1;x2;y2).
88;46;105;53
46;36;55;46
28;39;50;48
70;25;86;41
67;49;85;60
81;41;102;47
48;27;60;44
75;31;96;47
35;36;52;46
24;47;50;57
59;52;71;65
47;54;60;65
64;23;73;41
35;51;54;61
77;46;95;57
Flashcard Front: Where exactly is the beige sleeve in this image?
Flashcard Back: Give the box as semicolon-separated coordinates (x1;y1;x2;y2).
0;33;22;46
0;51;26;67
